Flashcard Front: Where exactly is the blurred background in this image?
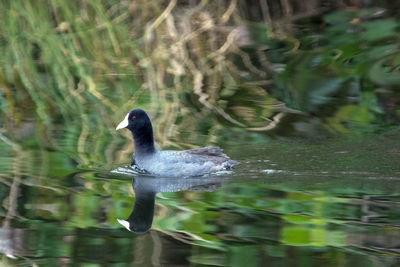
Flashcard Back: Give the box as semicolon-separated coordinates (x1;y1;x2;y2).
0;0;400;266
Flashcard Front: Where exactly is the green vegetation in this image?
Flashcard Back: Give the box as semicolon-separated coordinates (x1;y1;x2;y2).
1;1;399;159
0;0;400;266
1;1;399;163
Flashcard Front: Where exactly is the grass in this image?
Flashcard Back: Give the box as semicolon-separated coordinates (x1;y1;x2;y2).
0;0;398;166
0;0;283;166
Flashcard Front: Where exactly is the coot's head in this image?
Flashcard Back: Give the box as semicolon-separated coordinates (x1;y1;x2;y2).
116;109;151;132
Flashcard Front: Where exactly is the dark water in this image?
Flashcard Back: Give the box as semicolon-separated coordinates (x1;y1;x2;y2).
1;131;399;266
1;2;400;266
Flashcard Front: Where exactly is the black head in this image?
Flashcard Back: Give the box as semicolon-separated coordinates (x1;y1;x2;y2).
116;109;155;155
116;109;151;132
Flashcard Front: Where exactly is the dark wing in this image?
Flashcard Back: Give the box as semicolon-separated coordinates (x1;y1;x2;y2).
185;146;226;157
184;146;239;166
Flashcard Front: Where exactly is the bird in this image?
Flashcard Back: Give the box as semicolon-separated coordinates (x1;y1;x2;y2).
116;109;238;177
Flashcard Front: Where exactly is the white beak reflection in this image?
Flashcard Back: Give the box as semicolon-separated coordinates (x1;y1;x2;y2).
117;219;131;231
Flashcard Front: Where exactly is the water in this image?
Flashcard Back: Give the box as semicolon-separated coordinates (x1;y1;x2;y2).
0;131;399;266
1;2;400;266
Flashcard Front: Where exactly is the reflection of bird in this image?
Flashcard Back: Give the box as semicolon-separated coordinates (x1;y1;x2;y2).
116;175;222;233
116;109;238;177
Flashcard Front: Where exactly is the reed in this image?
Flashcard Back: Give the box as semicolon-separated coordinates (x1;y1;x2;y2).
0;0;393;166
0;0;285;166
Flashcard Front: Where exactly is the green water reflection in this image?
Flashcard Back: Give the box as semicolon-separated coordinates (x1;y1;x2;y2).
0;137;399;266
1;0;400;266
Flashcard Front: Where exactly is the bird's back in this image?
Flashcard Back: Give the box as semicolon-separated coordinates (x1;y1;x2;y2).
134;146;238;177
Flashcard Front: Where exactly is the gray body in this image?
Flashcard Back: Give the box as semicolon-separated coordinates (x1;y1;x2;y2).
117;109;239;177
134;146;238;177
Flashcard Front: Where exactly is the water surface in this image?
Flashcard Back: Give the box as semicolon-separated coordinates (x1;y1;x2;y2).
1;1;400;266
1;132;399;266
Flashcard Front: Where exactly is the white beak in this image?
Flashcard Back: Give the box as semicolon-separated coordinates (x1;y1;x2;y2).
117;219;131;231
116;113;129;130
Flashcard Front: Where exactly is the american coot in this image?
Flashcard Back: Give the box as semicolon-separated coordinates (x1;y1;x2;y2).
116;109;238;177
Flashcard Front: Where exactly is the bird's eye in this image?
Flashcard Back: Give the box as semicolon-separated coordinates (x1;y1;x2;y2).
132;116;136;120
